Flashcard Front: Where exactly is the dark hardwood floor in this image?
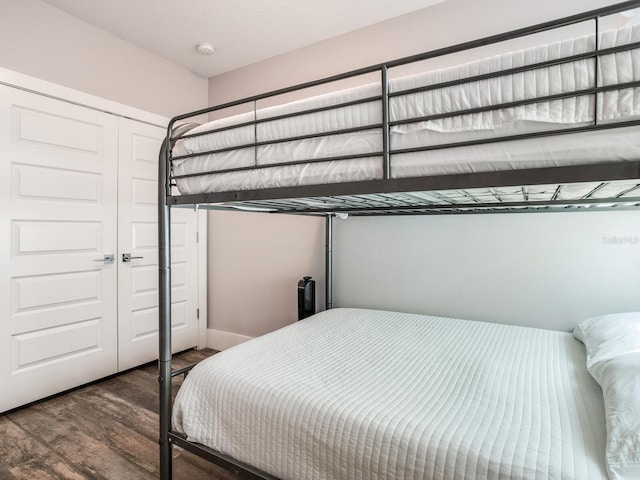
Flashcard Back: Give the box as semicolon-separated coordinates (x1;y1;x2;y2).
0;348;237;480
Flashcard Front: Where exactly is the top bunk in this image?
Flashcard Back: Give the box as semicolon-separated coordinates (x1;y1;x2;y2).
162;0;640;216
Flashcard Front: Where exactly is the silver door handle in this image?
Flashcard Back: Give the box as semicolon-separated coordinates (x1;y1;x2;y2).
94;254;115;264
122;253;144;263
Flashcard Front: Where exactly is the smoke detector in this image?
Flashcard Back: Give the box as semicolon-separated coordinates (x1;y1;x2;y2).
196;42;216;56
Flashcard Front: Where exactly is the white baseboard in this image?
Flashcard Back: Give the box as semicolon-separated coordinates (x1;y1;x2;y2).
206;328;252;351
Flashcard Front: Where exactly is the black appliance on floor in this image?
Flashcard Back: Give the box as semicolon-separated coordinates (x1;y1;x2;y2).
297;276;316;320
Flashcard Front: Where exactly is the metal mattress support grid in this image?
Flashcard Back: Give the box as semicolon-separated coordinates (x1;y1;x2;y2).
158;2;640;480
175;161;640;215
203;180;640;216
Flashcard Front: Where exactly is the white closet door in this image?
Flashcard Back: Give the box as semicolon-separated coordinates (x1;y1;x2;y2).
117;118;199;371
0;85;119;412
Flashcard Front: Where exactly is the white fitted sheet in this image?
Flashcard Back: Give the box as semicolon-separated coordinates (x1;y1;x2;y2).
172;25;640;196
173;308;608;480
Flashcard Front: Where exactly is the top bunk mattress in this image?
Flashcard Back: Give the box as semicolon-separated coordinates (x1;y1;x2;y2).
172;308;608;480
171;25;640;196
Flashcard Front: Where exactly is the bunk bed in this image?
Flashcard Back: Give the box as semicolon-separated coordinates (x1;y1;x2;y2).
158;2;640;479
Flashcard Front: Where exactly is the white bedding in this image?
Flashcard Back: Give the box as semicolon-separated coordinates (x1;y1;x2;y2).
574;312;640;480
172;25;640;196
173;308;608;479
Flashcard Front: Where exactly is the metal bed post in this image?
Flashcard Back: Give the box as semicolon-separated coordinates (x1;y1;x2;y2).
594;15;600;127
158;134;173;480
325;214;333;310
381;65;391;179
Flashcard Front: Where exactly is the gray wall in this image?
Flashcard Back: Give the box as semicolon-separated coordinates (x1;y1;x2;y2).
208;211;325;338
206;0;639;335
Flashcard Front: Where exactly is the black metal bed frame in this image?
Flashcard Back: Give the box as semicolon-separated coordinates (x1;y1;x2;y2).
158;2;640;479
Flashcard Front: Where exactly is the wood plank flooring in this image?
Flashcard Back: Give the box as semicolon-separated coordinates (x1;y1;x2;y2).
0;349;237;480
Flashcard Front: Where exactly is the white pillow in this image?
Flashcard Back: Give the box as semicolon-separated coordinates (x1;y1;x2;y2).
573;312;640;480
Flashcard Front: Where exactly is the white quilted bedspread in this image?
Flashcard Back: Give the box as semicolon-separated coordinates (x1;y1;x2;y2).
173;308;608;480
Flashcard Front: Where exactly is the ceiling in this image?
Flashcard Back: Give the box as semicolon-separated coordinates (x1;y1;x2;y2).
40;0;446;78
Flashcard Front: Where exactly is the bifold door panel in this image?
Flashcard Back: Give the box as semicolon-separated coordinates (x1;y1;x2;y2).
0;85;119;412
0;85;200;412
117;119;198;371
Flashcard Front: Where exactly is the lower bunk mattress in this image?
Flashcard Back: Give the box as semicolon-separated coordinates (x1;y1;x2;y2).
172;308;608;479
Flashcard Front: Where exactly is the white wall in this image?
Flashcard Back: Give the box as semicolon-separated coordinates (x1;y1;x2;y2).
206;0;638;337
0;0;207;118
333;212;640;332
208;0;624;105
